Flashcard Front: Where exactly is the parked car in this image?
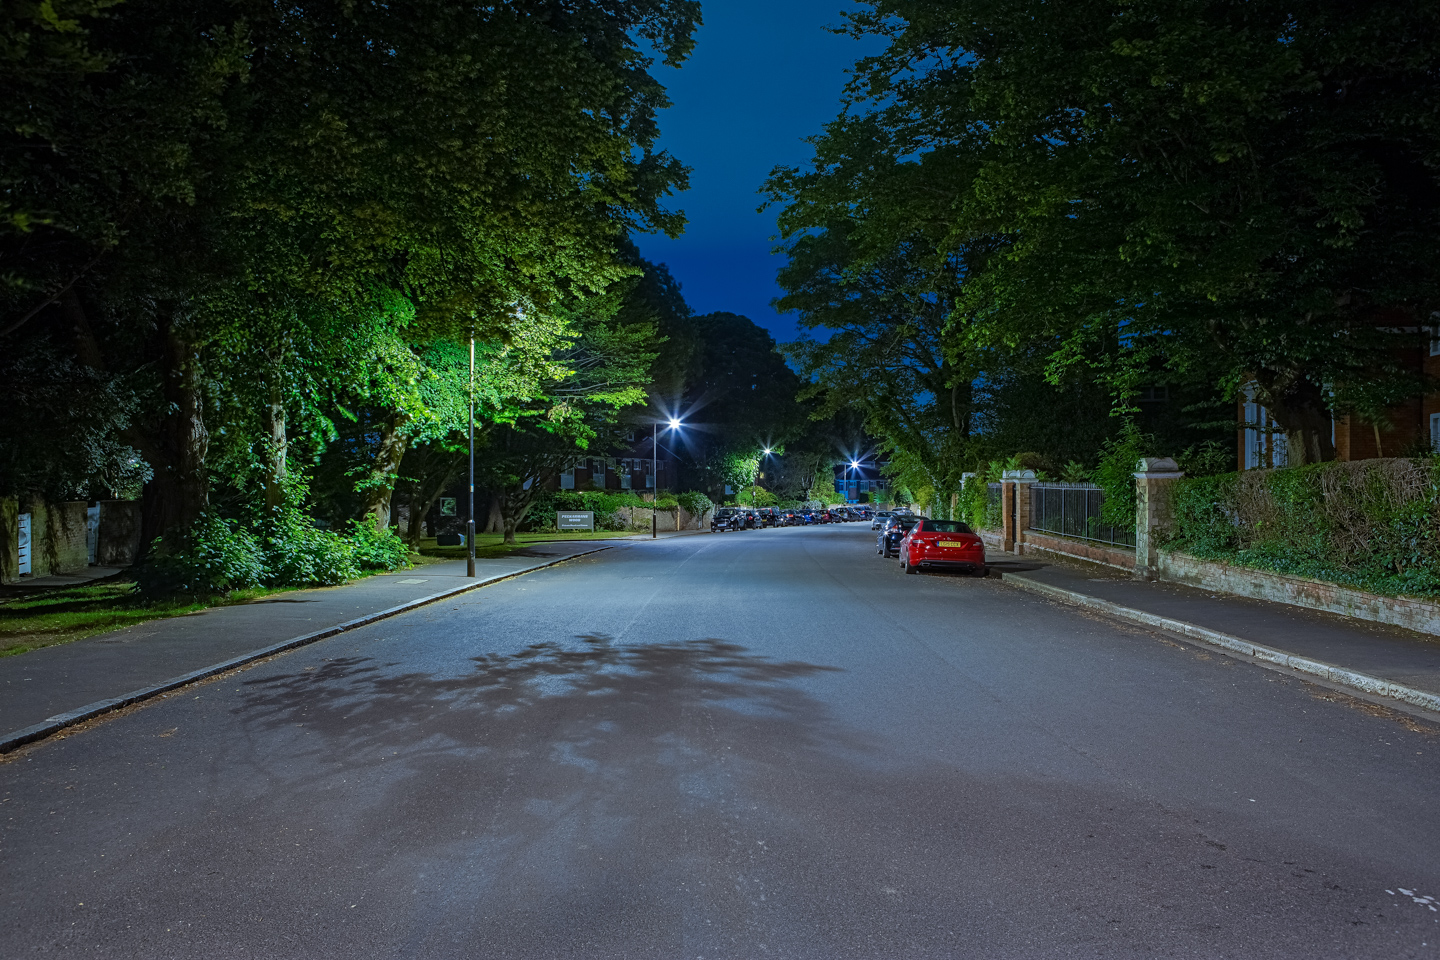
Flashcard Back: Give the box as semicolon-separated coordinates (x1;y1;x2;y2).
757;507;783;527
711;508;745;532
876;515;919;557
871;510;894;531
898;519;987;576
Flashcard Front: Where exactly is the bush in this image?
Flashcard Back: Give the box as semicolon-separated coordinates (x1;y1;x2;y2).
347;519;412;571
136;514;266;596
958;474;990;531
1091;421;1154;527
137;508;412;596
1167;457;1440;598
260;507;360;587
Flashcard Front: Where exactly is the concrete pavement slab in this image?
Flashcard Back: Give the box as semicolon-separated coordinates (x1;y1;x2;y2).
0;541;608;746
995;555;1440;702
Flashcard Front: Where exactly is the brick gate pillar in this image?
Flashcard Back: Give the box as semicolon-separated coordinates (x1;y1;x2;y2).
1133;457;1184;580
1000;469;1037;554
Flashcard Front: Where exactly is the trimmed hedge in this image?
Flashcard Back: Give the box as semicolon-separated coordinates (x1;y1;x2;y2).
1167;457;1440;598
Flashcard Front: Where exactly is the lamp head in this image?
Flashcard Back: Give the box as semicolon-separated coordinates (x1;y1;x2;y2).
668;418;682;430
763;448;772;455
851;460;860;469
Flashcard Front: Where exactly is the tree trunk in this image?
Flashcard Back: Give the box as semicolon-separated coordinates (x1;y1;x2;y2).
500;484;542;546
264;375;288;513
402;452;465;547
359;412;411;532
484;494;504;534
1255;375;1336;466
141;322;210;551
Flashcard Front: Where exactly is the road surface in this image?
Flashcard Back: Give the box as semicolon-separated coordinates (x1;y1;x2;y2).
3;524;1437;958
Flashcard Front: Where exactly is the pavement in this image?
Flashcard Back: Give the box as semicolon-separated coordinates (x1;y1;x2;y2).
989;554;1440;708
0;541;611;748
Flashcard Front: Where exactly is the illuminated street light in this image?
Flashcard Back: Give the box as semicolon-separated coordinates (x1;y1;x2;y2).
653;417;683;538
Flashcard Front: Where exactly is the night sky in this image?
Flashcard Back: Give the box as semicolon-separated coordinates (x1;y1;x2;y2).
637;1;880;345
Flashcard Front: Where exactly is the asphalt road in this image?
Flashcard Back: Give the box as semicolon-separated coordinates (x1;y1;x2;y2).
3;524;1438;959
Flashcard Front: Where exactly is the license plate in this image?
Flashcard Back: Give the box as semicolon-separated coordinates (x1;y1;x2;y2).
937;541;973;548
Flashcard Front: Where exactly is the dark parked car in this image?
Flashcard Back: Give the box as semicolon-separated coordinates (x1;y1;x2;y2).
711;507;744;532
876;515;919;557
870;510;894;531
757;507;783;527
898;518;987;575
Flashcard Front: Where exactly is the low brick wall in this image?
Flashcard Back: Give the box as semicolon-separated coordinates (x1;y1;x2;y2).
1157;551;1440;637
1019;529;1136;571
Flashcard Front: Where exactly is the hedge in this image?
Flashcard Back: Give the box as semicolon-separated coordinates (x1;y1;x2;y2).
1166;457;1440;598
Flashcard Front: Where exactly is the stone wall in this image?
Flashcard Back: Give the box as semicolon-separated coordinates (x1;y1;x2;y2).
1157;550;1440;637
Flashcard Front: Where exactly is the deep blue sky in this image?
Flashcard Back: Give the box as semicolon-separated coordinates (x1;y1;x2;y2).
637;2;880;345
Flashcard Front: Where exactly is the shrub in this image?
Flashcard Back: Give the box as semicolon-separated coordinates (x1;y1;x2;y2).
260;507;360;587
1091;421;1154;527
136;514;266;596
1167;457;1440;598
348;519;412;571
958;474;996;531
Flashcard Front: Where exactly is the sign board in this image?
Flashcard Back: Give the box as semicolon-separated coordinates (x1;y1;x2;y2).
17;512;31;576
557;511;595;531
439;497;457;517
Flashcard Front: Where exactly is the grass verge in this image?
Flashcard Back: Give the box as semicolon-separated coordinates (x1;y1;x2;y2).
0;580;303;658
416;531;639;560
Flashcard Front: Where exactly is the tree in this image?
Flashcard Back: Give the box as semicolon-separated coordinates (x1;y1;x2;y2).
674;312;808;497
773;0;1440;465
1;0;702;549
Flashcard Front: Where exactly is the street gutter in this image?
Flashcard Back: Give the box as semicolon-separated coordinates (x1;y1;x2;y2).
1001;572;1440;717
0;545;613;754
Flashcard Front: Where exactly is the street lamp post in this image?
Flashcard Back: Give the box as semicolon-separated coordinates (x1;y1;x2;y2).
652;418;681;538
467;337;476;578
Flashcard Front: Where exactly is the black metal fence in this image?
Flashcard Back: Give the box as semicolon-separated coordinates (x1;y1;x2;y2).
985;483;1003;530
1028;482;1135;548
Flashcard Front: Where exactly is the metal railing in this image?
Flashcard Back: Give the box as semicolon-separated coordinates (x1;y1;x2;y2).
985;483;1003;530
1028;482;1135;548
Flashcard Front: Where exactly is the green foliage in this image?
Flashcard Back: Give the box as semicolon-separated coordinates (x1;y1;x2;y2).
767;0;1440;471
346;520;412;572
958;475;990;532
674;490;714;517
136;515;266;596
259;509;361;588
1177;440;1235;479
525;490;653;532
1168;458;1440;597
136;506;413;595
1091;423;1154;528
737;485;777;507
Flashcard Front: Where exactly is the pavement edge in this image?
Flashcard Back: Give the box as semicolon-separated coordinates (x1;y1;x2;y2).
0;546;613;754
1001;572;1440;716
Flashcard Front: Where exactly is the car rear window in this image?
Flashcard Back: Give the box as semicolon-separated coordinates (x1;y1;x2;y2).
920;520;973;533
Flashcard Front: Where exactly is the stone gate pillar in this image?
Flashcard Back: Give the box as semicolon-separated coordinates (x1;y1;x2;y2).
1134;457;1184;580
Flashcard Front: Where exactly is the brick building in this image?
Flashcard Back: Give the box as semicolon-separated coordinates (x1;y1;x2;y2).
1238;329;1440;469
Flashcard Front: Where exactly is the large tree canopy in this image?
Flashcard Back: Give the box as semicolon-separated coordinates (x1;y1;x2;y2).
768;0;1440;469
0;0;701;550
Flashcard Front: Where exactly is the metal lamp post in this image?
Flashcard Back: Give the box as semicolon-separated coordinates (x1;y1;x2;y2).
467;337;476;578
652;417;682;538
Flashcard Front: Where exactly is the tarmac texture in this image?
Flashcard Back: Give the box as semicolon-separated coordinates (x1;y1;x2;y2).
2;525;1438;959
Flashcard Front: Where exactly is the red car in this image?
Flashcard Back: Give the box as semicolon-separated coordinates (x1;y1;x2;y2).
899;519;987;576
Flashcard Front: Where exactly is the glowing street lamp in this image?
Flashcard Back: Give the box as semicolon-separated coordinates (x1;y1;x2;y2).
653;418;683;538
